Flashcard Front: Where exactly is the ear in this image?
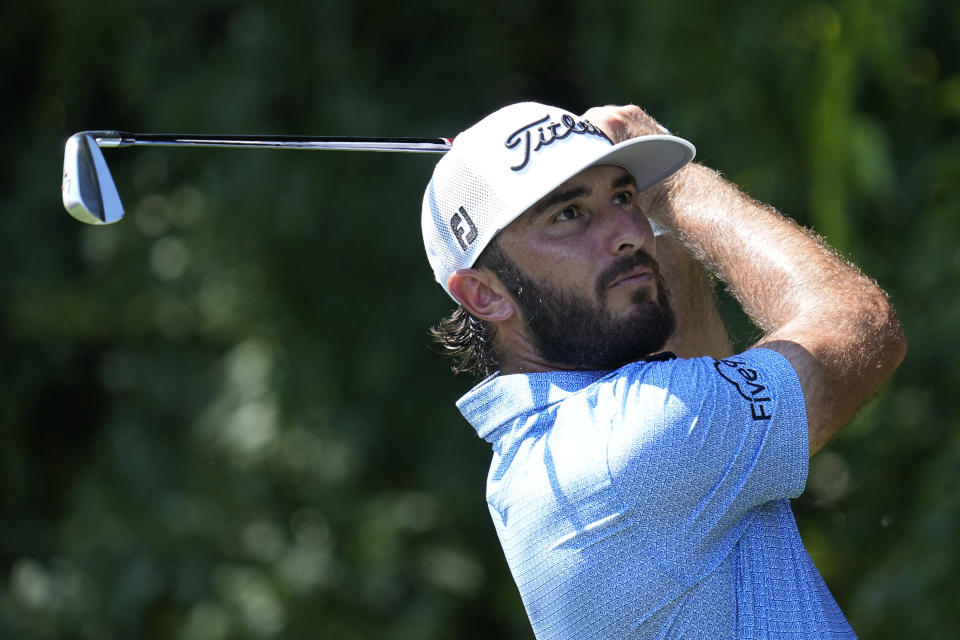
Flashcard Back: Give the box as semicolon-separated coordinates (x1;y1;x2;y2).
448;268;516;322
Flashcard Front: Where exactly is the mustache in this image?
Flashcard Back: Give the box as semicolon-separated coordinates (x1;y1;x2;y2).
595;251;660;297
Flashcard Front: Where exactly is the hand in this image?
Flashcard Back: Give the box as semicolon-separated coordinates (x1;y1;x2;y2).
580;104;670;144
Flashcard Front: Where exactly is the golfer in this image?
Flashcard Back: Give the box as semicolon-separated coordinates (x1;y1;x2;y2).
421;102;905;639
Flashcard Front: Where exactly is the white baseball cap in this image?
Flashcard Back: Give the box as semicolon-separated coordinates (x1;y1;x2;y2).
421;101;696;299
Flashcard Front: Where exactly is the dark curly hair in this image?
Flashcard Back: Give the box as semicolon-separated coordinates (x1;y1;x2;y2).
428;238;517;378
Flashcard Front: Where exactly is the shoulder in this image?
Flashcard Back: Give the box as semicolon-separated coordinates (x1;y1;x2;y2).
606;348;802;400
595;348;807;458
602;350;810;518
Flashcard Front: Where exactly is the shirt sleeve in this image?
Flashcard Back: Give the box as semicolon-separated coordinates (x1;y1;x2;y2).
601;347;809;583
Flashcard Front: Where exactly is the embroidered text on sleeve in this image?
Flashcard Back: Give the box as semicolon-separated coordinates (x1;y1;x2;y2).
713;358;774;422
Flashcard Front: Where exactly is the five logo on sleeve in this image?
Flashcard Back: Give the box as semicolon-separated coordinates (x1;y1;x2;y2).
714;359;773;421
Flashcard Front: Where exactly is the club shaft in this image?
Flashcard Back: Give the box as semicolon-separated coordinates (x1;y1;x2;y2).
90;131;453;153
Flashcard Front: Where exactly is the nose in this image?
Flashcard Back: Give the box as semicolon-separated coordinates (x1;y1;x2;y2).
604;205;653;256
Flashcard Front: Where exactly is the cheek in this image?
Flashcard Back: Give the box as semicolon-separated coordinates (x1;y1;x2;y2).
499;230;605;292
505;241;577;278
535;253;597;291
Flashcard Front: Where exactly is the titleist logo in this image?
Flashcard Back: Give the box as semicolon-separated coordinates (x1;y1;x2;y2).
505;114;611;172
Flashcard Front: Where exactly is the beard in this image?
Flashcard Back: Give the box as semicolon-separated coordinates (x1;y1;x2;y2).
492;250;676;370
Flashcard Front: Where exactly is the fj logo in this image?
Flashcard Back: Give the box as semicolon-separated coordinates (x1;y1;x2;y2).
451;206;478;251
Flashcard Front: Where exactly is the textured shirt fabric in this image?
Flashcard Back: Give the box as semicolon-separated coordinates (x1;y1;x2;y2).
457;348;856;639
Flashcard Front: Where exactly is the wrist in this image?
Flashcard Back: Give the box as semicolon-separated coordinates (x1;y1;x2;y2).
641;165;692;234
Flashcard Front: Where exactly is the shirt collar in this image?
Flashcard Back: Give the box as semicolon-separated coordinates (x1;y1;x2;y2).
456;369;609;443
455;353;677;444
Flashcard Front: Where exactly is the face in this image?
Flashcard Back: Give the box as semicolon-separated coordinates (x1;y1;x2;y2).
490;165;675;369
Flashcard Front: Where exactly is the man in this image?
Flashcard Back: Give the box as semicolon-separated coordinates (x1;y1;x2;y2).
421;102;905;639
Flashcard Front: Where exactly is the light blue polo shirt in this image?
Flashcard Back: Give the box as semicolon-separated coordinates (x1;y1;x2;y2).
457;348;855;639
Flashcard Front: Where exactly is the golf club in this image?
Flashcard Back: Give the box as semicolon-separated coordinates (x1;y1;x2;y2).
62;130;453;225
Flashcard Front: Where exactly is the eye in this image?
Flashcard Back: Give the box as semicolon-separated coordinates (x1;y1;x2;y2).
612;189;635;205
552;205;582;223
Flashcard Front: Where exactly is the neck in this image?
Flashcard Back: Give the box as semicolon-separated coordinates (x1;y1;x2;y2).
493;323;574;374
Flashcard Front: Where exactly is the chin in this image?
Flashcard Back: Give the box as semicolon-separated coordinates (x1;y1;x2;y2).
622;297;662;322
630;285;657;305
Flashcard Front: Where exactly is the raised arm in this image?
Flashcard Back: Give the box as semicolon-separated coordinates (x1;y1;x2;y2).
662;164;905;454
586;105;907;456
655;232;734;360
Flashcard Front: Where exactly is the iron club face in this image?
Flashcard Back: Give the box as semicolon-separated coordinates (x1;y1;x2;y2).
62;132;125;225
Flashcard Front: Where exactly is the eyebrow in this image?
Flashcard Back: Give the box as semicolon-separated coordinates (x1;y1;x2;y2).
526;169;637;222
530;185;590;218
611;172;637;190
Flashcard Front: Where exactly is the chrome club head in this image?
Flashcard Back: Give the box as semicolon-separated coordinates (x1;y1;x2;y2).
62;132;125;225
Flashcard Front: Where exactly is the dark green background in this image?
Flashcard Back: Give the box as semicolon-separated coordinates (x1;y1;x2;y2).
2;1;958;638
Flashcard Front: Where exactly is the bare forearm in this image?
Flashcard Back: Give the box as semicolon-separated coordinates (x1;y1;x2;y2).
656;163;906;451
658;164;881;334
656;232;733;360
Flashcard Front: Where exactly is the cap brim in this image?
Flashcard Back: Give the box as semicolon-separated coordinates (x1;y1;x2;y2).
589;134;696;193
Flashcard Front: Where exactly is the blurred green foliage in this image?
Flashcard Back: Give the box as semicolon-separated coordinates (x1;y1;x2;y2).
1;0;958;637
